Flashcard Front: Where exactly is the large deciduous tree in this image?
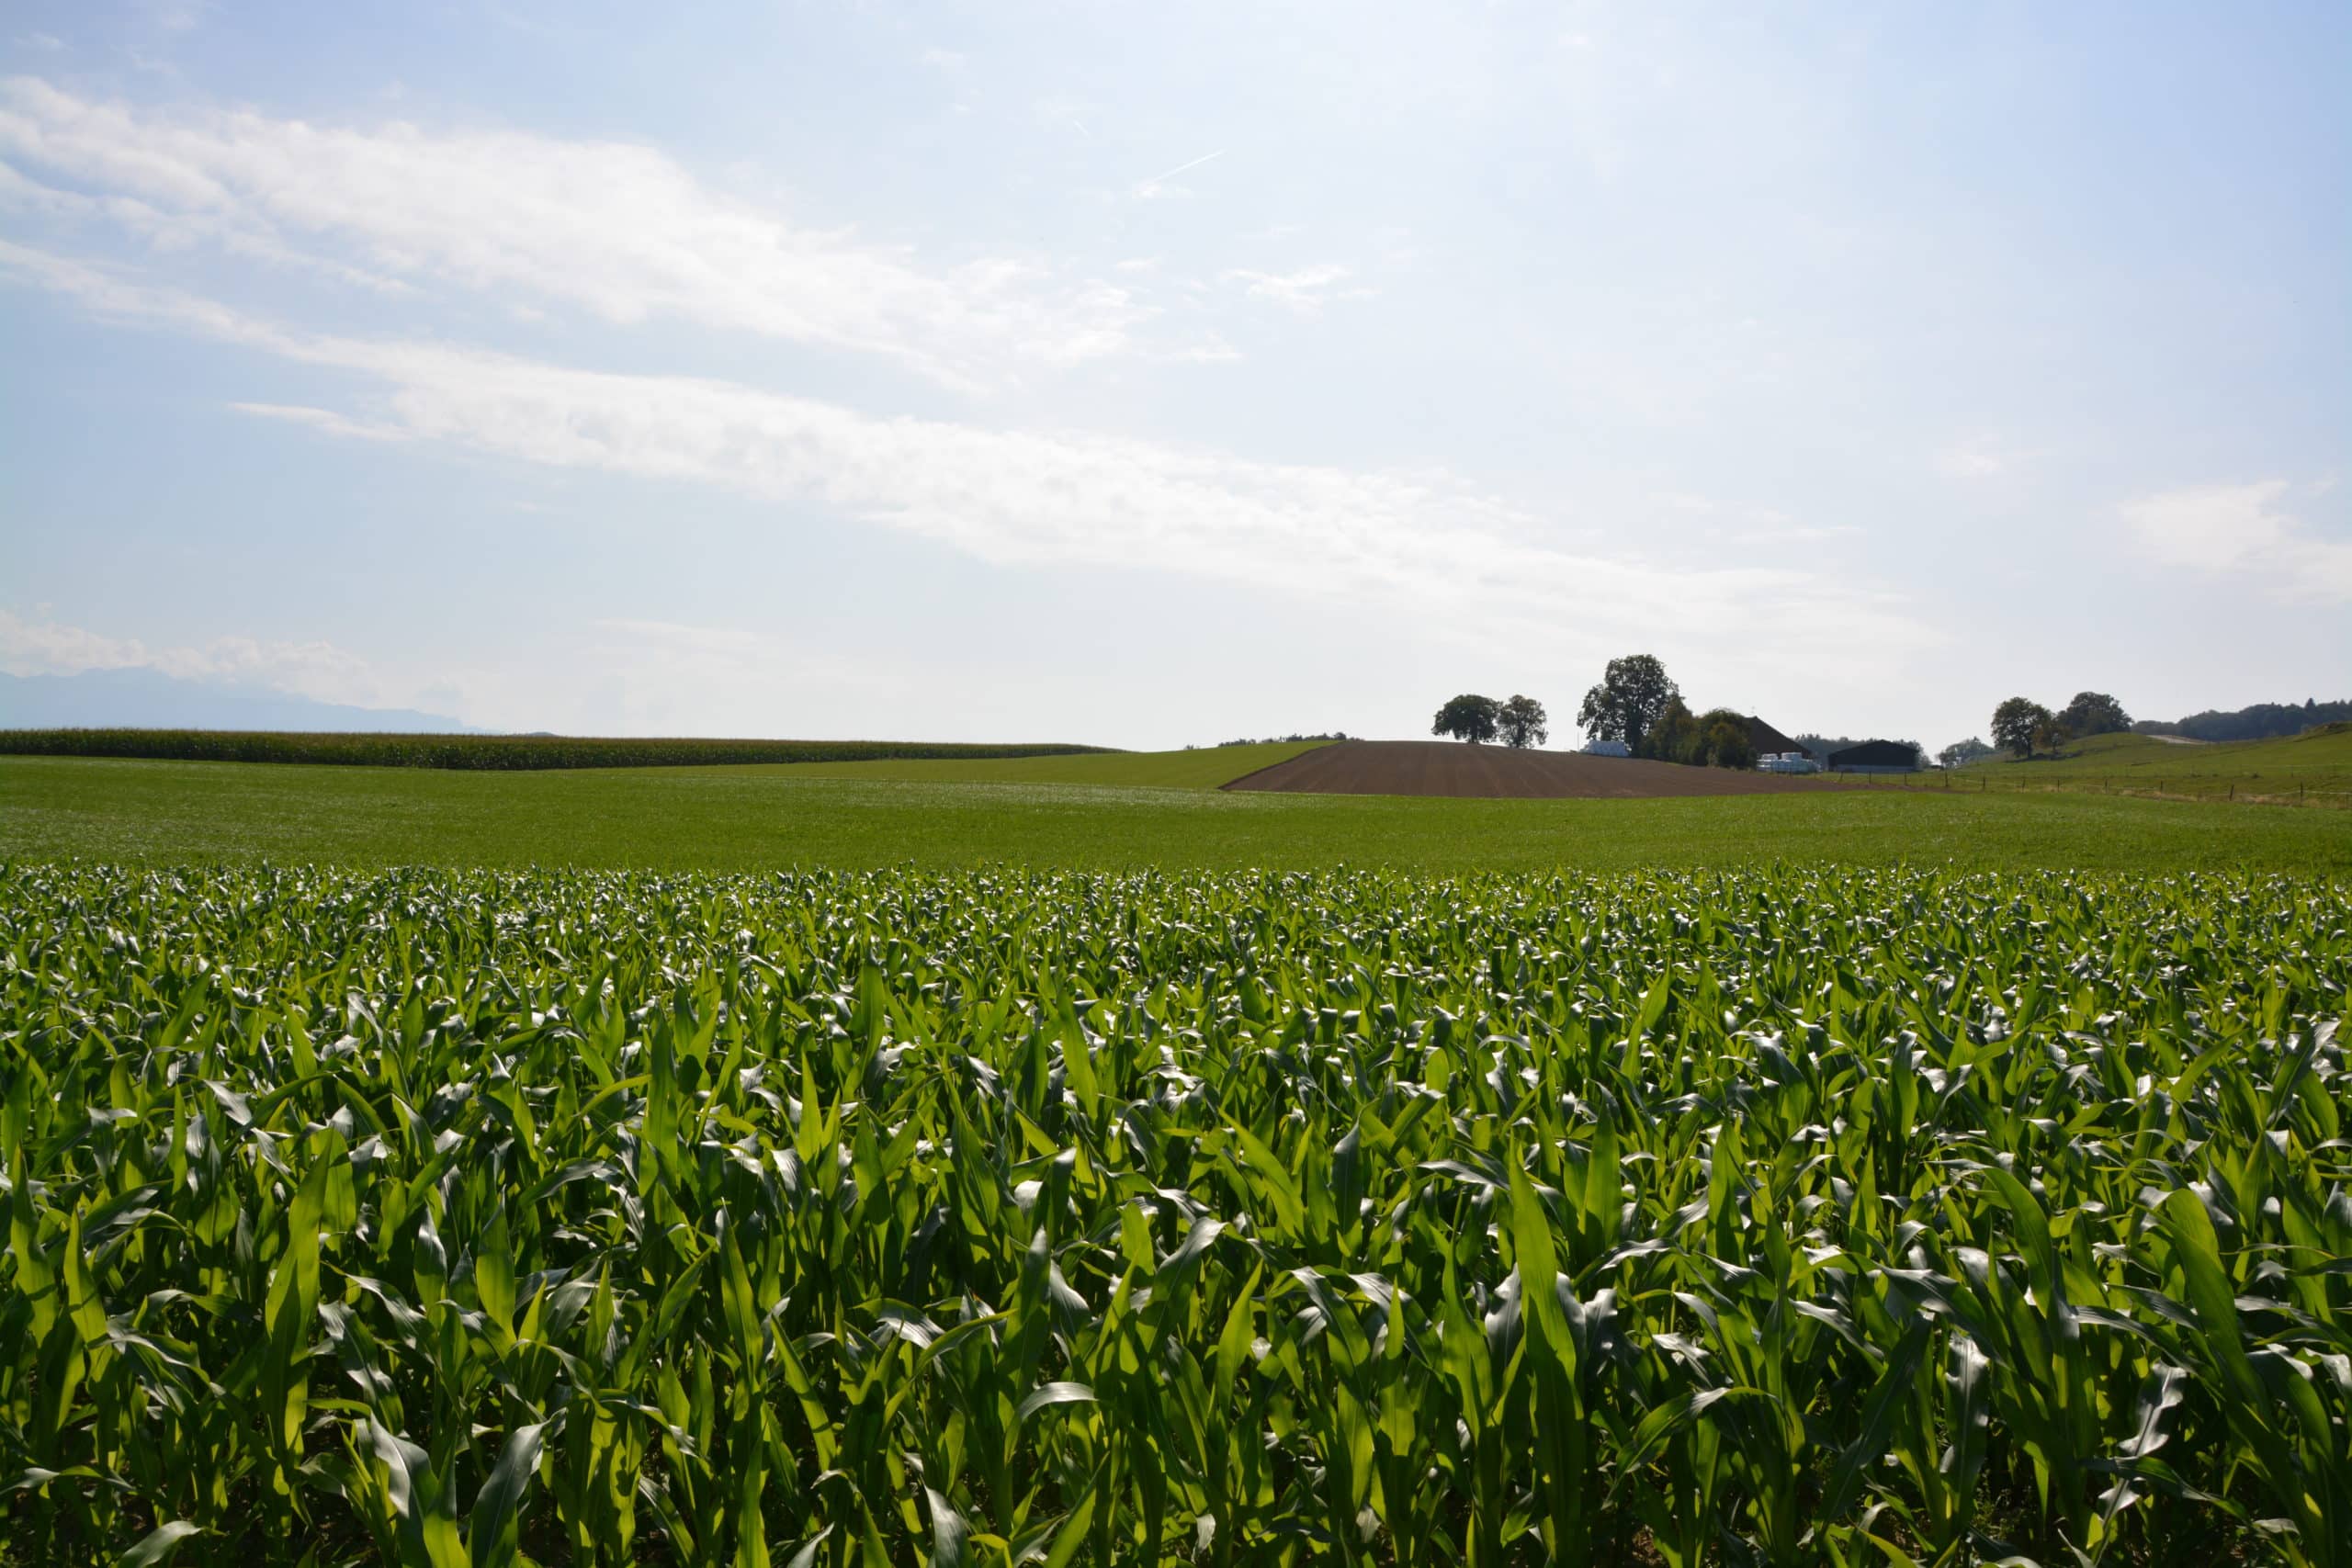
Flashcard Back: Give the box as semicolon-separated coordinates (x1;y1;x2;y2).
1577;655;1679;753
1498;694;1549;749
1992;697;2054;760
2060;691;2132;737
1431;694;1502;744
1939;737;1994;768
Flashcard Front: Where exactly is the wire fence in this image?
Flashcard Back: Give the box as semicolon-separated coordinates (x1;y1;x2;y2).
1817;768;2352;809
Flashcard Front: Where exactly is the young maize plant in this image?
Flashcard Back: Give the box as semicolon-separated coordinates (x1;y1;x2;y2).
0;864;2345;1565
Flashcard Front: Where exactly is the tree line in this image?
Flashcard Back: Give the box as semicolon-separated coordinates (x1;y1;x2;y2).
1574;654;1763;769
1430;655;1758;770
2135;697;2351;743
1984;690;2131;761
1430;694;1549;748
1195;731;1353;750
1946;694;2349;761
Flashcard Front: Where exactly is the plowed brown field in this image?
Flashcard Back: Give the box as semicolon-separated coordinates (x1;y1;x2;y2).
1221;739;1830;799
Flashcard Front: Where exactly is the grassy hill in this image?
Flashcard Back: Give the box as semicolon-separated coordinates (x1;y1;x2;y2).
1949;723;2352;805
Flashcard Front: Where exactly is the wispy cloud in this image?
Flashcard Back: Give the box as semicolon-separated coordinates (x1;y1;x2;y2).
1219;264;1367;315
0;243;1927;668
0;77;1169;388
2122;479;2352;604
232;401;411;442
0;606;919;737
0;606;380;703
1933;437;2041;480
1934;444;2006;479
143;0;209;35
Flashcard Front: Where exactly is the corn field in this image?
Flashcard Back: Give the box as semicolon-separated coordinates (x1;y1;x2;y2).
0;732;1108;772
2;863;2346;1566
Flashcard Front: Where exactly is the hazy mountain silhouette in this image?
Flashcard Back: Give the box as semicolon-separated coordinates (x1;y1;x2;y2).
0;670;475;732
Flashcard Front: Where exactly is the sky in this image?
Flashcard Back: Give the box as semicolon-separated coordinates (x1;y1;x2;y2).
2;0;2346;750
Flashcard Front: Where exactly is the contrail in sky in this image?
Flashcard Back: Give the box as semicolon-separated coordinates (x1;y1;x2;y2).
1134;149;1227;195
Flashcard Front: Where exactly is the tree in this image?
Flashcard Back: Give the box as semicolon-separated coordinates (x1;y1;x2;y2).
2060;691;2132;737
1642;697;1700;762
1938;737;1994;769
1498;694;1549;749
1577;655;1679;753
1431;694;1501;744
1992;696;2053;759
2032;710;2072;758
1694;708;1755;769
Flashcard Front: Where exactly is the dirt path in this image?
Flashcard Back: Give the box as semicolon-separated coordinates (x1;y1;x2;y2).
1221;740;1834;799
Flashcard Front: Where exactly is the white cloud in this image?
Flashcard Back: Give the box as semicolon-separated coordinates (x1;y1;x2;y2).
1932;437;2044;480
0;610;151;676
0;152;418;293
0;607;380;704
3;243;1931;671
145;0;209;35
918;48;967;73
232;401;410;441
2122;479;2352;604
1933;442;2007;479
1220;264;1367;314
0;606;921;737
0;76;1164;388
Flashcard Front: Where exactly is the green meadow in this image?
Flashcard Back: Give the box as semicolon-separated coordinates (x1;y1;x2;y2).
1947;724;2352;805
4;752;2345;874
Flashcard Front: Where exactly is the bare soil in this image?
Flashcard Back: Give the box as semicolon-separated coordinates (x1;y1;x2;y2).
1221;740;1834;800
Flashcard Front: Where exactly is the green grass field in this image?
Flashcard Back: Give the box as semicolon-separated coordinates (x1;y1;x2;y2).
768;739;1323;788
6;747;2348;1563
1944;723;2352;805
6;753;2347;873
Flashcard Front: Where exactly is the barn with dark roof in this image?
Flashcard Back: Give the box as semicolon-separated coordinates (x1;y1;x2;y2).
1746;715;1802;758
1828;739;1921;773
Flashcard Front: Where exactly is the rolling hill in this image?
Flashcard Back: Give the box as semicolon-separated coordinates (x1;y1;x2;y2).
1958;724;2352;804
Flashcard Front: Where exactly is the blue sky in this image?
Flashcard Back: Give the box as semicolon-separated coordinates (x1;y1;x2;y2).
3;0;2345;748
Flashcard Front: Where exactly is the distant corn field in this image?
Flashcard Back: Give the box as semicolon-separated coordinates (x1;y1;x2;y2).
0;730;1111;771
1;864;2346;1564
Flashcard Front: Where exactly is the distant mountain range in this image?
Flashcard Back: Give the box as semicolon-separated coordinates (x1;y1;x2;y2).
0;669;475;733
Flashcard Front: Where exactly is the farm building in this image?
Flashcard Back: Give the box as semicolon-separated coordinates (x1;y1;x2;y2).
1746;715;1803;757
1582;739;1632;758
1828;739;1922;773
